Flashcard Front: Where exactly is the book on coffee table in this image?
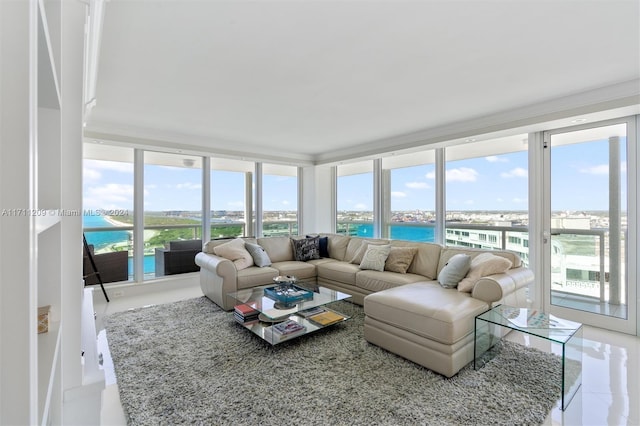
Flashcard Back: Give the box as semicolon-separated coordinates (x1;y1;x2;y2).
265;319;307;342
308;310;345;326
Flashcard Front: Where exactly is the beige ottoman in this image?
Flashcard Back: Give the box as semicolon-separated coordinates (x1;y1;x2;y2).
363;281;490;377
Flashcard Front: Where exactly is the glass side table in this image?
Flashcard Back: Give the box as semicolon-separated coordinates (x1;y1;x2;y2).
474;305;583;411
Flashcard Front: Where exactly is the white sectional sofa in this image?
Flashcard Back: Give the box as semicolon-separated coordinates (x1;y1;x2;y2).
195;233;532;377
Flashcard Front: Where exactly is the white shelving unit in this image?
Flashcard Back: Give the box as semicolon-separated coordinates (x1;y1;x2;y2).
1;1;101;424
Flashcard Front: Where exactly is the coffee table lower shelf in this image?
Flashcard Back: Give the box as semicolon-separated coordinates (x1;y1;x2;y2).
235;307;350;345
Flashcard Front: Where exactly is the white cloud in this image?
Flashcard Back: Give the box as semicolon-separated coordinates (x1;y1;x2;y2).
354;203;368;210
486;156;508;163
227;201;244;208
83;167;101;182
464;199;475;205
391;191;407;198
173;182;202;190
500;167;528;178
512;197;527;204
579;164;608;175
446;167;479;182
405;181;430;189
83;183;134;209
282;200;290;205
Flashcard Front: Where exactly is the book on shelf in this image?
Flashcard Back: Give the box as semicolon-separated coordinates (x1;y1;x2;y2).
308;310;345;326
235;303;259;316
296;306;326;318
234;303;259;324
234;311;258;324
265;319;307;342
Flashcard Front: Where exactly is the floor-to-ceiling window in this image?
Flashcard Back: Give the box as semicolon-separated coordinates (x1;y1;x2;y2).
83;144;134;282
336;161;374;237
382;151;436;242
262;163;298;237
445;136;529;264
210;158;254;238
143;151;202;280
543;119;636;333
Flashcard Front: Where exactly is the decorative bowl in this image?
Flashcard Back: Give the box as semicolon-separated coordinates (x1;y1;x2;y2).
273;275;297;284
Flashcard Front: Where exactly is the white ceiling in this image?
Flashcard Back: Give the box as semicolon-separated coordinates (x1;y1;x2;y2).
86;0;640;165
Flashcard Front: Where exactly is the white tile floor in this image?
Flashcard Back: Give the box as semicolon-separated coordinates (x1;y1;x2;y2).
95;285;640;426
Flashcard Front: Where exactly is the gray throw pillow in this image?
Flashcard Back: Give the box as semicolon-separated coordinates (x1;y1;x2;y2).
244;242;272;267
438;253;472;289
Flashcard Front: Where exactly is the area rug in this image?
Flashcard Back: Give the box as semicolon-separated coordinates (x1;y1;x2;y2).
103;297;563;425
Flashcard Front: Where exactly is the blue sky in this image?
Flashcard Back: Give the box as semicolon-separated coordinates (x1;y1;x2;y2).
84;138;625;213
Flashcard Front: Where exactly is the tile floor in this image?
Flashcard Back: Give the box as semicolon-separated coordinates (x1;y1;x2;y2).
95;285;639;426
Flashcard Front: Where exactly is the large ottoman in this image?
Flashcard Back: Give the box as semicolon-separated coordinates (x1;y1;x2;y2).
363;281;490;377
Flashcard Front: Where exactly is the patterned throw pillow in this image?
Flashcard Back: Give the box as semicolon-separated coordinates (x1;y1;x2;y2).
359;245;392;272
244;242;272;267
291;236;320;261
350;241;387;264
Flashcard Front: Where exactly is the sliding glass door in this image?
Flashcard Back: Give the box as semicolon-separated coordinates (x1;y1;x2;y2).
543;118;636;333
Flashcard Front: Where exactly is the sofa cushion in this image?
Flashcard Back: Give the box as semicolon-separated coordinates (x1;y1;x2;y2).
356;270;425;293
257;236;294;263
237;266;279;289
323;234;350;261
291;236;320;261
437;253;472;289
390;240;442;280
316;261;361;286
384;247;418;274
271;260;316;280
359;244;392;271
457;252;512;293
213;238;254;270
364;282;489;346
244;242;272;267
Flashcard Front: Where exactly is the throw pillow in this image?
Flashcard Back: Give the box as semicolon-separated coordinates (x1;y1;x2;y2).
437;253;472;289
359;244;392;272
244;242;272;267
291;236;320;261
307;235;329;258
350;241;387;264
457;252;512;293
384;247;418;274
213;238;254;271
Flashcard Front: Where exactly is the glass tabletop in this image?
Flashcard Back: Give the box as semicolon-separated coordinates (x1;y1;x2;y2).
476;305;582;344
228;279;352;320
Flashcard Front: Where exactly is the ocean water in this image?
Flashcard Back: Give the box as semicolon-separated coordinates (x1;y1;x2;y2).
356;224;435;242
83;215;154;274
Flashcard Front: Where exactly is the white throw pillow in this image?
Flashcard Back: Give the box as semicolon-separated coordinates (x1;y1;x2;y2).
213;238;254;270
359;245;391;272
457;252;512;293
437;253;472;289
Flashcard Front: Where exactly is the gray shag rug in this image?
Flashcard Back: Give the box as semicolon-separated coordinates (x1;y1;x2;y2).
104;297;563;425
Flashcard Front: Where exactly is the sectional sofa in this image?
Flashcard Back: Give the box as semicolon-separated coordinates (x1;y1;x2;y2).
195;233;532;377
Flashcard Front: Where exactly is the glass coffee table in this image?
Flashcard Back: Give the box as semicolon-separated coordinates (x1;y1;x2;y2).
474;304;583;411
228;279;352;345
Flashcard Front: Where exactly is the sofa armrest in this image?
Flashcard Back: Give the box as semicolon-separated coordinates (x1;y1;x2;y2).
471;266;533;304
195;252;238;310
